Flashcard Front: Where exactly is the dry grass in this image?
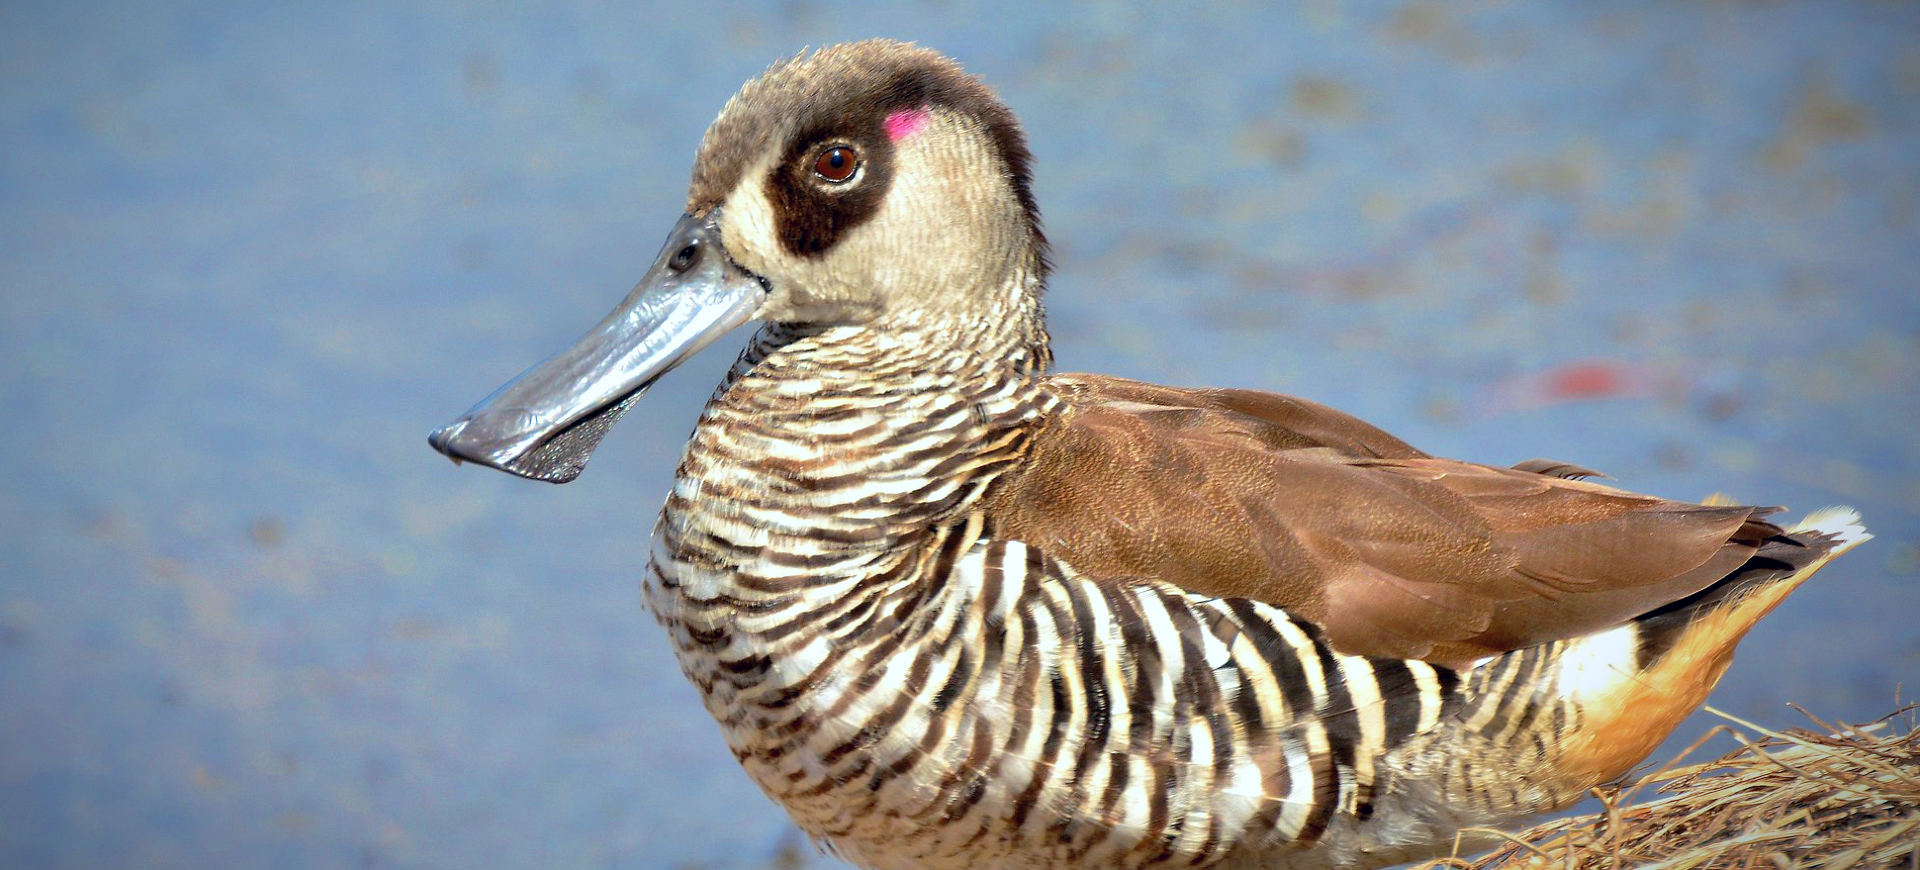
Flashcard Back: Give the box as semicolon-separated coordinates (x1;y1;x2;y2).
1414;706;1920;870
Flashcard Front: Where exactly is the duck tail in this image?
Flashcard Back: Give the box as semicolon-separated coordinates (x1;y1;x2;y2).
1544;506;1870;790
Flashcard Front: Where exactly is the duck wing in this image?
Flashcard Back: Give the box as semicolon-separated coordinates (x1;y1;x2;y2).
982;374;1775;666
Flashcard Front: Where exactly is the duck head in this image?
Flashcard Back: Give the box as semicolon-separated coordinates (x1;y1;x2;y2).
429;40;1047;482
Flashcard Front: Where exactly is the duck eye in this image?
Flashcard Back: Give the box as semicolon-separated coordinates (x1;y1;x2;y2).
813;145;859;183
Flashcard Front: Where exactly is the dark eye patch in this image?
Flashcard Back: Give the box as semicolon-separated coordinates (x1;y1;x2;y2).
768;119;895;258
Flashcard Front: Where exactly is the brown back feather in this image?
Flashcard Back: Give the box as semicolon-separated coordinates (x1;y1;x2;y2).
982;374;1780;666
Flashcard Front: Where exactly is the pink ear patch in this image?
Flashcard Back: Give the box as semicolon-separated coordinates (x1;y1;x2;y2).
884;107;932;141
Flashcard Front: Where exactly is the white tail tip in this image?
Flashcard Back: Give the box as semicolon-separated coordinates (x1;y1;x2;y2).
1788;506;1871;550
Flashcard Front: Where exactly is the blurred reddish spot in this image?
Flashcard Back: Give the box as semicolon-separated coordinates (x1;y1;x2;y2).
1484;358;1675;415
1545;361;1637;400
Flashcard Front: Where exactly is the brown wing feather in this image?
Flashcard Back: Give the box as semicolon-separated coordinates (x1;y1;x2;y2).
984;374;1777;666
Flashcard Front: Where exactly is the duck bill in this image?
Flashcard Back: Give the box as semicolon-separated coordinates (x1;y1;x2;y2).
428;211;764;483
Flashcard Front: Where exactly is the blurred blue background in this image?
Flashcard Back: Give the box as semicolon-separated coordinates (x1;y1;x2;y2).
3;2;1917;868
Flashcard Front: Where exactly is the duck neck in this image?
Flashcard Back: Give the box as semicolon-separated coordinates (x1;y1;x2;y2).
657;280;1052;589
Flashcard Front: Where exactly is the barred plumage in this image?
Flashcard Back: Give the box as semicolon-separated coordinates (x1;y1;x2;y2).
429;40;1871;870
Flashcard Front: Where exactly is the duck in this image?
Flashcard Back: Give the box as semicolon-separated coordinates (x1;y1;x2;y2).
428;40;1870;870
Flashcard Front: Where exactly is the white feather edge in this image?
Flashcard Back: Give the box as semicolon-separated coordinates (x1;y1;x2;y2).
1788;506;1871;551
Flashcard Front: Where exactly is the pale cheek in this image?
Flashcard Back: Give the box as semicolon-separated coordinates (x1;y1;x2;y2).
721;180;782;278
883;136;1012;279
